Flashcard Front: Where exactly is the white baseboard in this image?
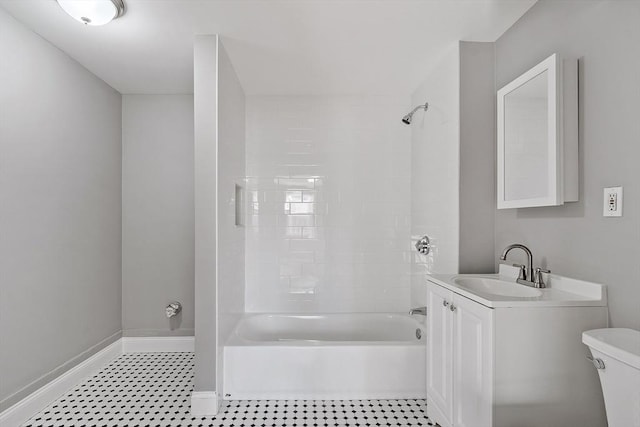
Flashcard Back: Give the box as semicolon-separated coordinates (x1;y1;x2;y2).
122;336;195;353
191;391;220;417
0;340;121;427
0;336;195;427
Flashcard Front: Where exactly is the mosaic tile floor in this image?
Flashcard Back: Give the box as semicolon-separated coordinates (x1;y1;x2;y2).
24;352;434;426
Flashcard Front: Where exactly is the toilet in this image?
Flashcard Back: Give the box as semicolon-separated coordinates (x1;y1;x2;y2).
582;328;640;427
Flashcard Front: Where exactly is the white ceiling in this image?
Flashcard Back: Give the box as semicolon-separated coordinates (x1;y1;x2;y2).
0;0;536;95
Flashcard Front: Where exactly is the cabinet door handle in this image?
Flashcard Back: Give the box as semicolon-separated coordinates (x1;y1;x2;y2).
449;304;456;312
443;300;450;307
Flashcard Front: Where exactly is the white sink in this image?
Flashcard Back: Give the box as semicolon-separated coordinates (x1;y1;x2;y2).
428;266;607;308
452;276;542;298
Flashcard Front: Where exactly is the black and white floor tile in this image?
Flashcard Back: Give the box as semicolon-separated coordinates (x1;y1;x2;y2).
23;352;434;426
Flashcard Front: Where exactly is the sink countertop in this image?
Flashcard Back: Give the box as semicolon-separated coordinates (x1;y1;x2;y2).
426;264;607;308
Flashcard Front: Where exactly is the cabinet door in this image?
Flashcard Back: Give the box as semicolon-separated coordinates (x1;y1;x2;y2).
452;294;493;427
426;282;454;426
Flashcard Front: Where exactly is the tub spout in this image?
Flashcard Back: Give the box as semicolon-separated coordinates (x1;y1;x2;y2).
409;307;427;316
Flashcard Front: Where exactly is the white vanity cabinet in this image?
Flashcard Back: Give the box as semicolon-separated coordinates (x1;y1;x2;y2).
426;281;493;427
425;274;609;427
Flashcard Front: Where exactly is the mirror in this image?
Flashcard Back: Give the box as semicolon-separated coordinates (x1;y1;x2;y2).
497;54;578;209
504;70;549;201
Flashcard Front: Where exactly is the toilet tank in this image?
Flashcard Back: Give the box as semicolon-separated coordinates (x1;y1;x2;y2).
583;328;640;427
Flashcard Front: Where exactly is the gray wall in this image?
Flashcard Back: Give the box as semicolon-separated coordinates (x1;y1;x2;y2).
122;95;194;337
459;41;496;274
0;9;122;410
193;35;218;393
494;0;640;328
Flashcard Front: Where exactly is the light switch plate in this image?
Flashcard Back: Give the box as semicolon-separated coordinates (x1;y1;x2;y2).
603;186;623;217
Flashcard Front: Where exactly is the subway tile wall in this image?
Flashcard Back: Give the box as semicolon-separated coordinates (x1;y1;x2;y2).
245;96;413;313
410;47;460;286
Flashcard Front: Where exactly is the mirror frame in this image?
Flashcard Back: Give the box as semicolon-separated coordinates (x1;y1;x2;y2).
497;53;578;209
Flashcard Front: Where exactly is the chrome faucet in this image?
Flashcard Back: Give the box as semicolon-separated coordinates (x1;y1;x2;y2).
500;244;533;281
409;307;427;316
499;244;550;288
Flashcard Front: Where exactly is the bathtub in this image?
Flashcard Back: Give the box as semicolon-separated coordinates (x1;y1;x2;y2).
223;313;426;400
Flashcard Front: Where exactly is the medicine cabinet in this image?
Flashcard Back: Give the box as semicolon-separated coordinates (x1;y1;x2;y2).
497;53;578;209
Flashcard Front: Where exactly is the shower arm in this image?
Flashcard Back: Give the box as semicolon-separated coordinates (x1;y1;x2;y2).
408;103;428;115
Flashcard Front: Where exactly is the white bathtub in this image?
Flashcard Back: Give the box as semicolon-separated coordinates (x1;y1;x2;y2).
223;313;426;400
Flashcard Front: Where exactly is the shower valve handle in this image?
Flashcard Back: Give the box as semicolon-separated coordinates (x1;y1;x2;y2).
415;235;431;255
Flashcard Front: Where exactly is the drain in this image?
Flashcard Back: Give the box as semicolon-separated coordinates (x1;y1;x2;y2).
416;329;422;340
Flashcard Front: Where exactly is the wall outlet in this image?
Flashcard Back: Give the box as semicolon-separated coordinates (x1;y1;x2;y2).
603;186;623;217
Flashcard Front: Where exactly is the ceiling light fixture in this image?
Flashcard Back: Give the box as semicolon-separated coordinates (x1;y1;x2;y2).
57;0;125;26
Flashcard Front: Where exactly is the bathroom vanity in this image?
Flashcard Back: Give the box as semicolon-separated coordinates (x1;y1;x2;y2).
425;266;608;427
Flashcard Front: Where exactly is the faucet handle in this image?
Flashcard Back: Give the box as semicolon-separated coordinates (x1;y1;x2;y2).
533;268;550;288
512;263;527;281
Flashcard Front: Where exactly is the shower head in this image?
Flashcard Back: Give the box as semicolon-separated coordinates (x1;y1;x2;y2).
402;102;429;125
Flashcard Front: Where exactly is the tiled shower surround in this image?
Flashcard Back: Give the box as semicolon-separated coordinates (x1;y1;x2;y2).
245;96;413;313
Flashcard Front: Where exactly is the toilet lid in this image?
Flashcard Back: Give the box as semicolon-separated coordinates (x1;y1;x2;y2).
582;328;640;369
